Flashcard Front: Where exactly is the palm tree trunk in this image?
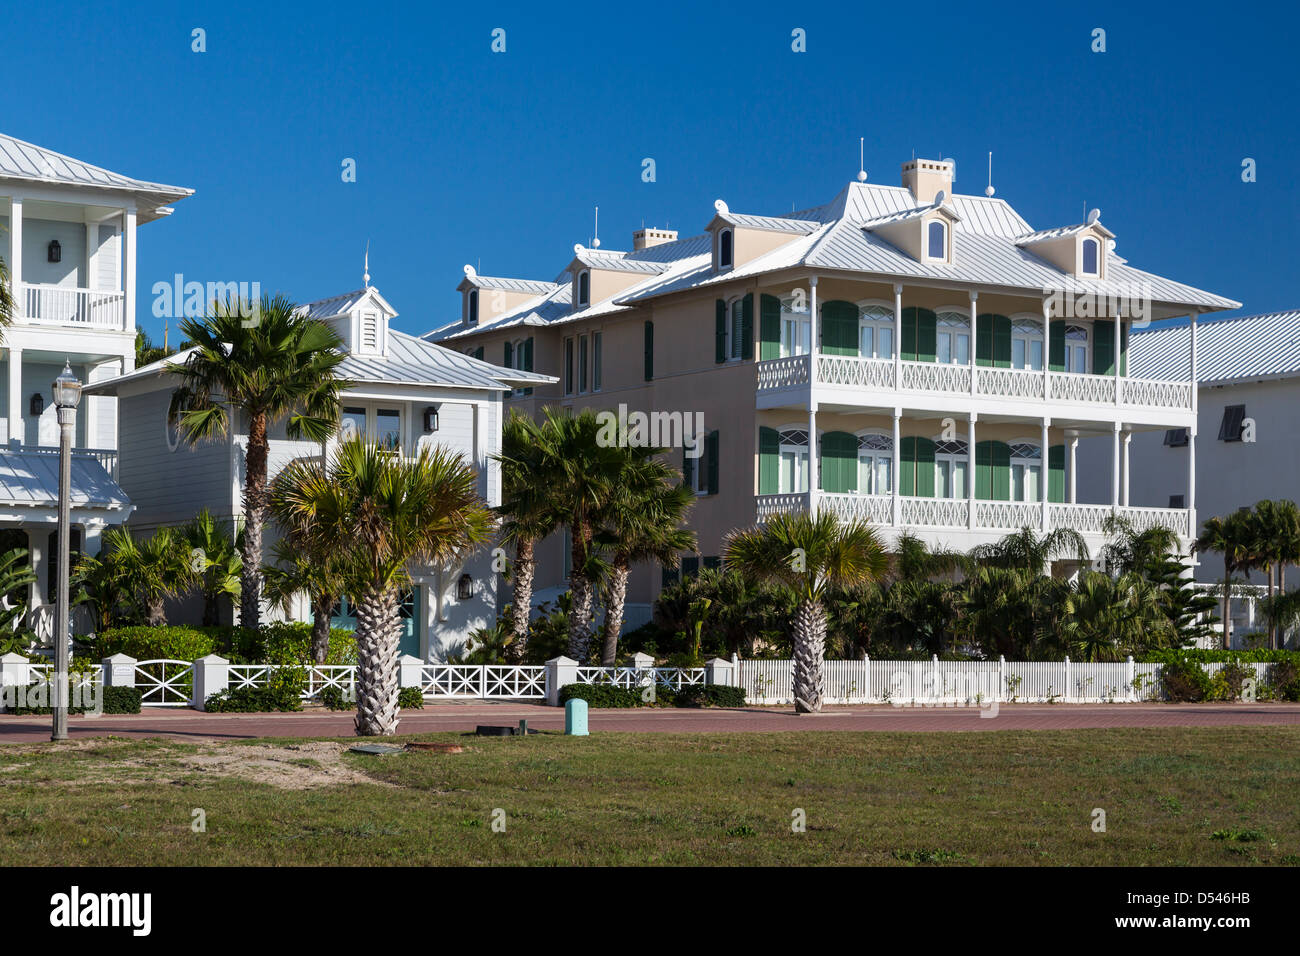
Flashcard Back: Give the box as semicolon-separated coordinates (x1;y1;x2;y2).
509;538;535;650
239;412;269;630
601;557;630;666
202;588;219;627
567;519;593;662
146;597;166;628
1223;563;1232;650
311;593;333;664
791;598;827;714
353;584;402;736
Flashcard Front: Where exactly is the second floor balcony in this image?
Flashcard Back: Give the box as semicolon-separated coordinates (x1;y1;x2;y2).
756;353;1194;414
19;282;126;331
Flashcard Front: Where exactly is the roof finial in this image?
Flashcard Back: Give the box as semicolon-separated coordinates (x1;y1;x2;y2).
363;241;370;289
985;152;995;197
591;205;600;249
857;137;867;182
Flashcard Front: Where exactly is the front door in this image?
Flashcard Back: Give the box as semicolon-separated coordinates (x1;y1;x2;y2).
331;588;421;658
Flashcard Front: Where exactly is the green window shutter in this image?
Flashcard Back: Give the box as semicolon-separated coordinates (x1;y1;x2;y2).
758;426;780;494
644;320;654;381
975;440;992;500
1094;320;1115;375
976;314;994;367
1120;323;1129;376
993;315;1012;367
1049;321;1065;371
715;300;727;363
913;437;936;498
1048;444;1065;503
682;444;694;488
759;294;781;360
992;441;1011;501
821;300;857;356
706;431;720;495
901;306;918;361
503;340;513;368
819;431;857;494
741;294;754;360
916;308;937;362
900;437;916;496
523;337;534;395
473;346;484;361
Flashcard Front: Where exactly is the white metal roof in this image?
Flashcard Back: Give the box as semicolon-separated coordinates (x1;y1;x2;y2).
464;275;558;294
1129;310;1300;385
0;448;129;511
715;211;820;234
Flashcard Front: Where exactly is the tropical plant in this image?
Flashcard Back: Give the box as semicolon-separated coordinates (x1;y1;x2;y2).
0;254;13;339
0;547;36;653
1060;571;1177;661
493;412;562;652
1102;515;1216;647
725;511;889;713
75;526;193;627
168;293;350;630
270;437;493;736
261;537;348;664
1194;510;1254;648
449;620;515;664
181;508;241;626
969;526;1090;576
961;565;1067;659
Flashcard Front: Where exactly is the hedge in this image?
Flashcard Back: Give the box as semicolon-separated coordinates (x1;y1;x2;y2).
559;683;645;708
90;623;358;666
1140;649;1300;664
558;682;746;709
673;684;747;708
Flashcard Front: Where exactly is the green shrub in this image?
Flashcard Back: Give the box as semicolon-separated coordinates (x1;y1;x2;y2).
101;686;142;714
253;622;358;666
1141;648;1300;664
1212;660;1256;701
318;686;353;710
1268;660;1300;701
94;626;217;663
559;683;643;708
205;668;305;712
1163;659;1213;702
674;684;747;708
7;683;94;715
398;687;424;709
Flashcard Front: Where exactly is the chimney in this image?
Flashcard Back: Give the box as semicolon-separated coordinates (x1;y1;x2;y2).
901;158;954;205
633;227;677;251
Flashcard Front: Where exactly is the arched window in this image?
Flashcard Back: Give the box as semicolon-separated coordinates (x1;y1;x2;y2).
934;437;969;499
467;289;479;325
1011;317;1044;370
778;427;809;494
927;220;947;260
936;310;970;364
857;432;893;495
577;270;590;307
719;229;734;268
1081;237;1099;275
1065;324;1089;373
1009;441;1042;502
781;295;811;357
858;304;894;359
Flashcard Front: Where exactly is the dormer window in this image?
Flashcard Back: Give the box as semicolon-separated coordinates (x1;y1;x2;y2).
577;270;590;307
1081;237;1099;276
466;289;479;326
926;220;947;261
718;229;734;269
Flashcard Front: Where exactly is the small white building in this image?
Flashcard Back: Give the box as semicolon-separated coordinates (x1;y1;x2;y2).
83;285;554;659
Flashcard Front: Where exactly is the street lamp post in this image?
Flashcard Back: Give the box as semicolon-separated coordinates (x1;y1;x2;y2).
51;363;82;742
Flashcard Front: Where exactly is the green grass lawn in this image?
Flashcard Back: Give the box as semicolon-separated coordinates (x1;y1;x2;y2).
1;728;1297;865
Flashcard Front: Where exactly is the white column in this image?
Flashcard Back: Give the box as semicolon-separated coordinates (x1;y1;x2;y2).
1122;430;1131;506
122;207;137;333
1042;299;1052;397
1111;422;1121;513
8;197;21;310
968;291;978;396
807;402;818;514
891;410;901;527
26;529;47;612
6;346;21;446
1189;311;1199;537
893;283;903;388
1069;436;1078;504
967;413;977;529
85;222;97;292
808;276;819;514
1041;419;1050;530
1113;311;1122;405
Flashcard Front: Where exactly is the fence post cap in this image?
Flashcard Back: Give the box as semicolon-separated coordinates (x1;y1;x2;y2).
0;652;28;664
102;653;137;665
1127;655;1134;662
398;654;424;666
705;657;732;667
545;655;578;666
627;651;655;667
194;654;229;665
999;655;1005;662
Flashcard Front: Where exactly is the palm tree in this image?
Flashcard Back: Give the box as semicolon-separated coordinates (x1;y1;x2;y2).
494;412;561;651
262;538;348;664
969;526;1090;576
596;451;696;665
0;254;14;339
270;438;493;736
168;294;350;630
1194;511;1253;647
181;508;241;626
1061;571;1175;661
76;526;193;626
725;511;889;713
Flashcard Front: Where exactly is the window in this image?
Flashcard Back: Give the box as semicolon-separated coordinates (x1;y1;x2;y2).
859;305;895;359
1169;494;1186;509
578;335;589;393
1065;324;1090;373
1164;427;1189;447
507;338;532;396
1009;442;1042;502
857;432;893;494
778;428;809;494
341;406;366;443
934;438;968;499
375;408;402;451
1011;318;1044;370
936;311;970;365
564;337;574;395
592;332;602;391
719;229;733;269
926;220;947;260
683;431;719;495
728;299;746;361
1219;404;1246;442
781;297;811;358
577;271;590;307
340;405;403;453
1081;237;1099;276
466;290;478;326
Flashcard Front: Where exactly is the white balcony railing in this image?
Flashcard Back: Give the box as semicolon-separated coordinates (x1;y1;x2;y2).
20;283;125;330
756;493;1191;538
21;445;119;480
756;354;1194;412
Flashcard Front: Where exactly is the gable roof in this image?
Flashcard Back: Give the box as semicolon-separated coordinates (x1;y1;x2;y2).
1129;310;1300;386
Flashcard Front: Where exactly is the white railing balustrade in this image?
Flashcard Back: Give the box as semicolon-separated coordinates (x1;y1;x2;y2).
574;666;706;690
1048;503;1112;534
820;493;892;524
900;360;970;393
975;500;1042;530
817;355;895;389
21;283;126;329
975;366;1045;399
900;496;968;528
1049;371;1116;404
1121;376;1194;411
756;493;809;520
1121;505;1191;537
755;354;810;390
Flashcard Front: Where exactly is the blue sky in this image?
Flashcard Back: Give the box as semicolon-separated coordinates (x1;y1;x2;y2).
7;0;1295;341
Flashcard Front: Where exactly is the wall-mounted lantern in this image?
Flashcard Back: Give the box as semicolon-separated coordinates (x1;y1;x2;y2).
456;573;473;601
47;240;61;263
29;393;44;417
423;405;440;432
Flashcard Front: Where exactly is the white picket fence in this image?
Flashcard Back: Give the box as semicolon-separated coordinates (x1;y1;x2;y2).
736;657;1272;705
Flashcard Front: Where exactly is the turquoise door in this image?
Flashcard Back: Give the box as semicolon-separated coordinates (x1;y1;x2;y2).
330;589;421;658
